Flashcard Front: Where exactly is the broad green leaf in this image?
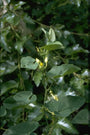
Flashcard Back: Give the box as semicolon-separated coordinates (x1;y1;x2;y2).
0;61;17;76
21;56;38;70
72;109;89;124
15;37;27;54
28;106;43;121
13;91;31;103
3;97;19;109
33;71;43;87
52;127;63;135
41;41;64;51
29;95;37;103
13;91;36;105
3;92;36;109
45;95;85;117
5;13;20;25
57;96;85;117
0;106;7;117
49;28;56;42
47;64;81;77
3;121;39;135
0;80;18;96
57;118;79;134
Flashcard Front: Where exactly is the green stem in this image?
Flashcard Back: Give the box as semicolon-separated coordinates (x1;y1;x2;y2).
10;24;21;39
32;18;90;37
18;54;25;90
44;88;48;104
48;117;56;135
0;127;7;131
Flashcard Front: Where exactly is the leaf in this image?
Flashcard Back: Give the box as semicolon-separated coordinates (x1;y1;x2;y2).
3;92;37;109
49;28;56;42
41;41;64;51
3;97;19;109
3;121;39;135
58;96;85;117
0;80;18;96
5;13;20;25
70;77;85;95
65;44;89;55
15;37;27;54
0;27;11;52
33;71;43;87
45;95;85;117
13;91;36;105
72;109;89;124
28;106;43;121
24;15;35;24
0;106;7;117
21;56;38;70
42;28;49;42
42;28;47;35
14;1;26;10
0;35;11;52
0;61;17;76
15;41;24;54
47;64;81;77
57;118;79;134
52;127;63;135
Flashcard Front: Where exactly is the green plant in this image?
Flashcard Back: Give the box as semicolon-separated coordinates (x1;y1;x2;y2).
0;0;89;135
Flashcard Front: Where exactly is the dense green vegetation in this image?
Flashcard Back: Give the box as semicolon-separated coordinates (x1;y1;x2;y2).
0;0;89;134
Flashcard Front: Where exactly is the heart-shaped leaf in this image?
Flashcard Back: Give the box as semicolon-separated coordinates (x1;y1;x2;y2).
57;118;79;134
45;95;85;117
13;91;37;105
21;56;38;70
41;41;64;51
3;121;39;135
47;64;80;77
72;109;89;124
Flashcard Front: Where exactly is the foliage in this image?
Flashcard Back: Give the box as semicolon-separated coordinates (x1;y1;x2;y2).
0;0;89;135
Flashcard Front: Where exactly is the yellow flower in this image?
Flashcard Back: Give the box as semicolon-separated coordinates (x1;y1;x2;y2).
50;90;59;101
51;112;55;116
44;56;48;63
36;47;40;52
40;62;43;67
36;58;40;63
53;95;58;101
36;58;44;69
